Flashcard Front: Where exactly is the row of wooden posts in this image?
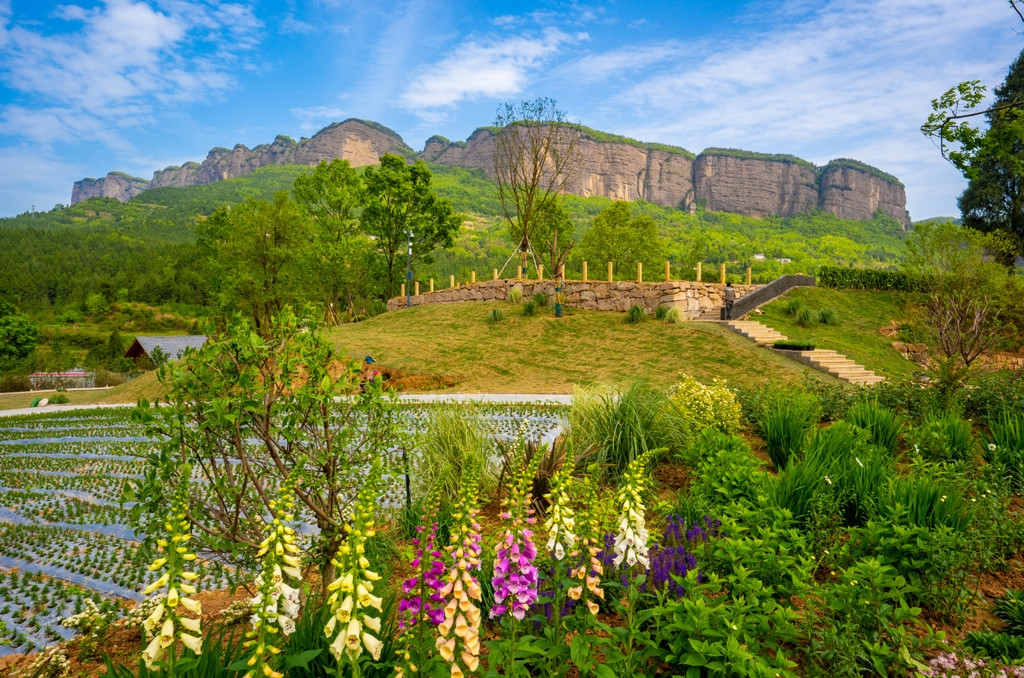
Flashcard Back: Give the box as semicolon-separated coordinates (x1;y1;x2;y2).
400;262;753;298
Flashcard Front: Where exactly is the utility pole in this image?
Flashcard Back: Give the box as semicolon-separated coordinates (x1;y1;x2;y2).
406;230;413;309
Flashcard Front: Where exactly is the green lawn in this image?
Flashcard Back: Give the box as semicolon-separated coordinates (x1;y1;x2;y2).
757;287;924;379
329;302;823;393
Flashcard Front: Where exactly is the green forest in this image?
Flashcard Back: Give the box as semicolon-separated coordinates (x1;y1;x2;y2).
0;158;910;378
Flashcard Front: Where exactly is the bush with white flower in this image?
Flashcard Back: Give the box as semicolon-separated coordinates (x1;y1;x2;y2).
668;373;742;434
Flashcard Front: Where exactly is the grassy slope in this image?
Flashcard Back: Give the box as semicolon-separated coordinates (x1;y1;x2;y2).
0;373;165;412
757;287;923;379
329;301;819;393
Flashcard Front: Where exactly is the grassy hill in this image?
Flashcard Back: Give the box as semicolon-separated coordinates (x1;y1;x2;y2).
327;301;823;393
758;287;924;379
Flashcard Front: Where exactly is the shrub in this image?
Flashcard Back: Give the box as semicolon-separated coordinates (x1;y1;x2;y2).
626;305;646;323
906;412;974;463
507;287;523;304
846;401;902;455
773;340;815;351
0;374;30;392
667;374;742;434
48;394;70;405
796;307;818;327
664;307;681;324
817;265;931;292
522;301;537;316
655;305;669;320
759;401;814;471
995;590;1024;636
532;292;548;307
784;298;804;316
964;630;1024;662
488;307;505;324
984;413;1024;492
93;369;125;388
818;307;838;325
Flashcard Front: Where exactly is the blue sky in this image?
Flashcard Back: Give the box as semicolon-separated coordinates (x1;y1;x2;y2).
0;0;1020;219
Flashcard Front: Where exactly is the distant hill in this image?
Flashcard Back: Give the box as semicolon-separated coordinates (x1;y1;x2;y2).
71;118;911;228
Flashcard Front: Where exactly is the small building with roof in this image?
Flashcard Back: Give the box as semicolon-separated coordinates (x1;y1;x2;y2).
29;369;95;390
125;336;207;365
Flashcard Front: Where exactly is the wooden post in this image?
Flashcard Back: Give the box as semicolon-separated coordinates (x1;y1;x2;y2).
414;281;419;296
720;263;726;284
450;275;455;288
538;265;544;281
400;283;405;298
665;261;671;282
746;267;752;285
430;279;434;293
471;271;476;284
608;262;613;283
583;261;588;281
493;268;498;281
637;261;643;283
517;265;523;279
696;262;702;282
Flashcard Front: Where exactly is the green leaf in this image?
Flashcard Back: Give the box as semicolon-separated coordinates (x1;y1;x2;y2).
284;648;323;668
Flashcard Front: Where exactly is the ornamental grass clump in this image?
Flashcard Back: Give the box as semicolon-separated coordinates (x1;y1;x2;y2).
759;401;814;471
507;287;523;304
435;467;484;678
324;462;385;671
846;400;902;456
626;305;646;323
487;307;505;324
984;414;1024;492
242;474;304;678
140;478;203;672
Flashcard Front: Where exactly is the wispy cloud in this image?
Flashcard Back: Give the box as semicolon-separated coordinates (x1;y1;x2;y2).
280;13;317;34
0;0;263;144
399;28;585;109
576;0;1018;217
291;105;347;133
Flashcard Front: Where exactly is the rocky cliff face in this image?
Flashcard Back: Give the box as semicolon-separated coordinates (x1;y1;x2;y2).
80;120;411;198
693;153;819;218
820;161;910;227
428;128;696;209
70;172;150;204
70;120;910;227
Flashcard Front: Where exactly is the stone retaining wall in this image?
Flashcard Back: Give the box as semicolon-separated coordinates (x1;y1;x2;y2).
387;279;760;319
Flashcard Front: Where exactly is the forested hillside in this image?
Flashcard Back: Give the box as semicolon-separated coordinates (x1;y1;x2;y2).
1;162;907;317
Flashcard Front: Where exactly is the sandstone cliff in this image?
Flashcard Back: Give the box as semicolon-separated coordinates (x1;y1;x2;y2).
80;119;412;198
428;127;697;209
70;119;910;227
820;160;910;227
693;151;819;218
71;172;149;204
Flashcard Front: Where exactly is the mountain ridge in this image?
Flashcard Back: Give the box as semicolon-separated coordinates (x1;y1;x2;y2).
71;118;911;227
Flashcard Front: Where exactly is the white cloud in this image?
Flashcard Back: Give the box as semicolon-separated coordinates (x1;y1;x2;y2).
399;28;585;109
291;105;347;133
279;13;317;34
0;0;263;144
0;146;87;214
578;0;1019;217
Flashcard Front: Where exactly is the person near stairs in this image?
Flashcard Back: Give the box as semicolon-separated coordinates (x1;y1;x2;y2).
724;282;736;320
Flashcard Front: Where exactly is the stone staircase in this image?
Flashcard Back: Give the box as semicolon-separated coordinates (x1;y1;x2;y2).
719;320;885;386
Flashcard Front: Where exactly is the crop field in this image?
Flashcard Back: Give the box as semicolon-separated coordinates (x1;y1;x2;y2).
0;402;564;657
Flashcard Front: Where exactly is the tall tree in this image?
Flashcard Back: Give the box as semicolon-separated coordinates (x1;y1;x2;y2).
577;202;667;275
922;7;1024;257
492;98;583;276
361;154;462;300
196;193;309;335
531;201;575;317
292;159;374;324
957;50;1024;259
